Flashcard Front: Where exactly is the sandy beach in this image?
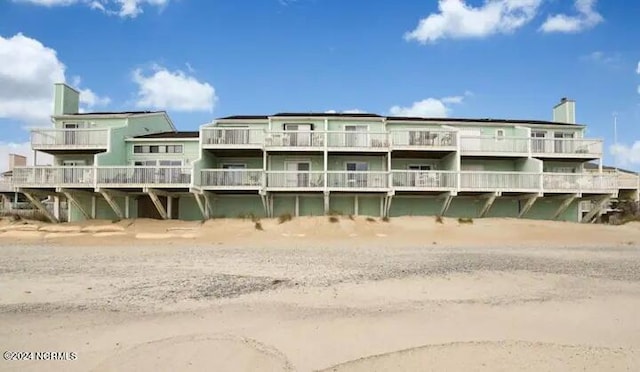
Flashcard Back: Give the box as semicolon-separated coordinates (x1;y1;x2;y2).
1;216;639;371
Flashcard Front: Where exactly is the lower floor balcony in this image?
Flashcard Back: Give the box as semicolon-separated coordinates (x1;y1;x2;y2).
12;166;192;189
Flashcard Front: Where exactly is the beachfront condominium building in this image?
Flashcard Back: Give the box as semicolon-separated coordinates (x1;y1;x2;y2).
9;84;640;223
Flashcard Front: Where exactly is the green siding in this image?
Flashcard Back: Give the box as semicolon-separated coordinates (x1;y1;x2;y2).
461;159;517;171
178;196;204;221
391;158;443;170
389;197;442;217
270;119;326;131
269;156;323;171
328;156;386;171
126;140;200;165
357;195;382;216
299;196;324;216
330;196;355;215
211;195;265;218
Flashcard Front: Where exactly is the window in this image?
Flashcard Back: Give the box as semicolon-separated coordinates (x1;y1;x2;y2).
496;129;505;140
134;144;184;154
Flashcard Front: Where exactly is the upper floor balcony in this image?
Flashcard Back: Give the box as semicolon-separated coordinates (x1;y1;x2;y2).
390;130;457;151
265;131;325;151
31;128;109;153
531;138;602;159
201;128;265;150
543;173;617;194
460;136;530;156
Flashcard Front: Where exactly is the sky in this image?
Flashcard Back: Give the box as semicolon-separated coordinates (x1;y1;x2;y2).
0;0;639;171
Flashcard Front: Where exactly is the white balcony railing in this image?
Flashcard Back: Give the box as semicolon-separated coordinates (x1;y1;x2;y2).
200;169;263;188
390;130;457;149
96;167;192;187
327;171;388;189
266;171;325;189
327;132;389;149
265;131;325;148
12;166;95;187
0;176;13;192
460;172;541;192
543;173;617;192
391;171;457;190
202;128;265;147
531;138;602;157
460;136;530;154
616;174;640;189
31;129;109;149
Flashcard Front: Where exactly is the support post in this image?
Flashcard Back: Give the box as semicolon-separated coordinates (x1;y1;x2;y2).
125;195;130;219
203;192;214;219
295;195;300;217
552;194;578;220
479;192;498;218
167;196;173;220
91;195;97;219
53;196;60;220
581;195;611;223
193;192;207;219
147;189;168;220
99;190;124;220
440;192;454;216
518;194;539;218
354;195;359;216
323;191;330;215
61;191;90;220
23;192;58;223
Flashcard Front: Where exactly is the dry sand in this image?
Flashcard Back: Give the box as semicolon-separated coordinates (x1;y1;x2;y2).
0;216;639;371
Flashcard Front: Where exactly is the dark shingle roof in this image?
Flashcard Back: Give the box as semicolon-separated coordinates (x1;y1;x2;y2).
66;111;164;116
216;113;579;126
134;131;199;139
583;162;637;174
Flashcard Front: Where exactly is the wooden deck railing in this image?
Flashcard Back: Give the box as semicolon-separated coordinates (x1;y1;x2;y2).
31;128;109;149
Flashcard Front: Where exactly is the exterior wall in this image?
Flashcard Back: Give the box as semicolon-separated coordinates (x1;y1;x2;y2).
328;156;386;171
95;126;127;165
210;195;265;218
543;161;583;173
441;153;458;171
269;155;323;171
516;158;543;172
270;119;326;131
126;140;199;165
391;158;443;170
326;119;384;131
54;154;95;166
461;159;517;171
53;117;127;130
216;157;263;168
178;196;204;221
125;115;174;137
53;84;79;116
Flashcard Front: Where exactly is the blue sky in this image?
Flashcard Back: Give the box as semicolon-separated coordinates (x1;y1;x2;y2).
0;0;639;170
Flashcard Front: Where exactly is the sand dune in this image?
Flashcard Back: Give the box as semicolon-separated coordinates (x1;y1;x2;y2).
1;216;638;248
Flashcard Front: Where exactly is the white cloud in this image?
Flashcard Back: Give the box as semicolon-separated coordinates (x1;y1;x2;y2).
0;33;108;127
0;33;64;124
133;66;217;112
14;0;171;18
611;142;640;168
404;0;542;43
636;61;640;75
325;109;366;114
0;142;53;172
580;51;622;69
540;0;603;33
389;94;468;117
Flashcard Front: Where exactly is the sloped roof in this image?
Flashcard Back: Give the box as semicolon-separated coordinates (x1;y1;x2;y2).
133;131;199;139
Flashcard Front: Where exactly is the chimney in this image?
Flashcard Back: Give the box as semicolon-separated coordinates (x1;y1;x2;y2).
553;97;576;124
8;153;27;171
53;83;80;116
